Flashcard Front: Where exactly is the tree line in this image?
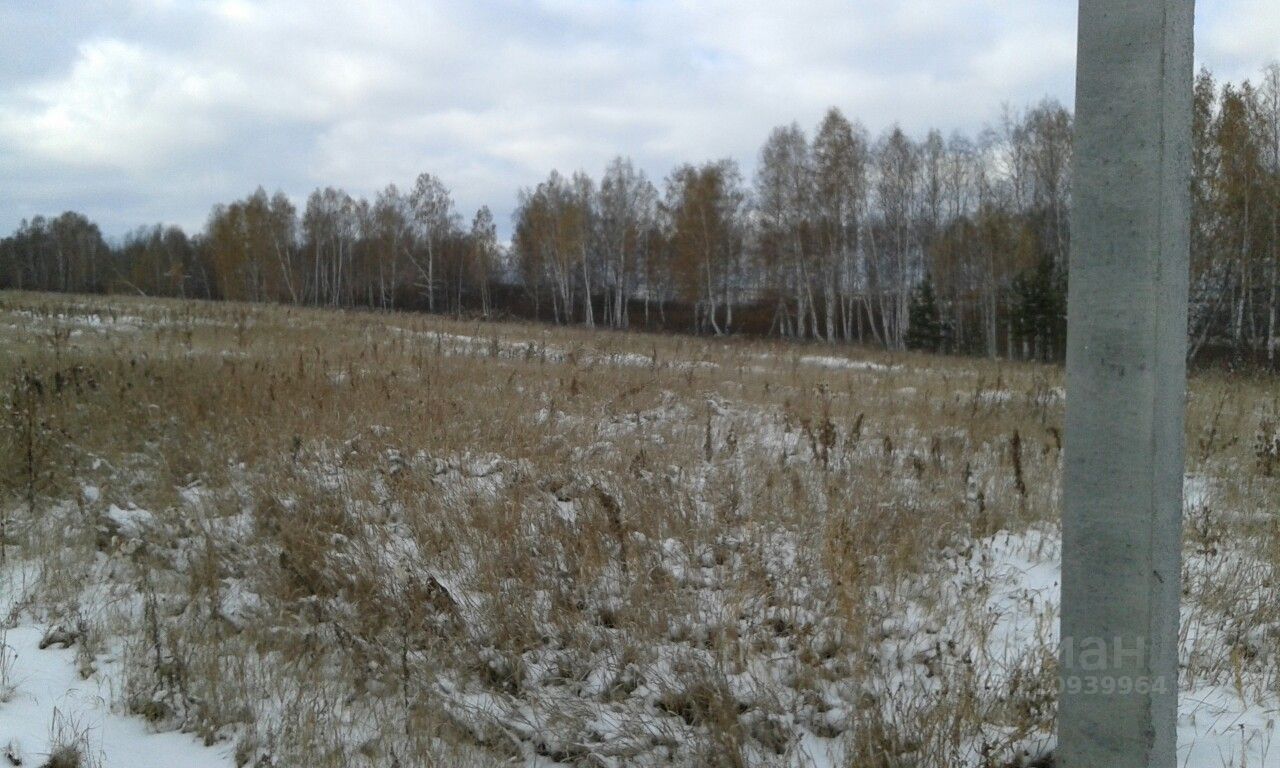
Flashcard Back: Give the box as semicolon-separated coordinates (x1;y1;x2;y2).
3;65;1278;368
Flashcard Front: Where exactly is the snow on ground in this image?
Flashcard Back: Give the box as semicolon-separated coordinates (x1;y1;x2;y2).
1;574;234;768
396;328;904;378
1;297;1273;766
1179;684;1278;767
795;355;895;372
972;518;1279;767
6;518;1272;768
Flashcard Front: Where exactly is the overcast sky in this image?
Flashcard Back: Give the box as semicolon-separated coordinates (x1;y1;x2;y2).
2;0;1278;240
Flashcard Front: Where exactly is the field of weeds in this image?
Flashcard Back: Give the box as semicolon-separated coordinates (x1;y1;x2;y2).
1;290;1277;767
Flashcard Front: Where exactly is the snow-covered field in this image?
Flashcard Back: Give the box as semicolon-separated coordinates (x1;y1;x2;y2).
0;292;1276;767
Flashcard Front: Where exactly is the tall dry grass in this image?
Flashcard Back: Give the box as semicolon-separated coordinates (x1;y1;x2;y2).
0;290;1275;767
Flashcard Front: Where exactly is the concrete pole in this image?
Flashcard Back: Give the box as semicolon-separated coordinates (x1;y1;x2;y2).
1059;1;1194;767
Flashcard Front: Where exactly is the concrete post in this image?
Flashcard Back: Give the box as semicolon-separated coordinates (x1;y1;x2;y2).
1059;1;1194;767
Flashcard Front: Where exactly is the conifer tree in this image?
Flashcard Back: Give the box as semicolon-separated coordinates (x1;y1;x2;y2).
906;275;943;352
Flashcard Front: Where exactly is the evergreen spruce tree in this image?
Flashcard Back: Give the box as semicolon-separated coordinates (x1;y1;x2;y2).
906;275;943;352
1011;258;1067;361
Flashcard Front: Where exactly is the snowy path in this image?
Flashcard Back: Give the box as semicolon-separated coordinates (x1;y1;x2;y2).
1;605;234;768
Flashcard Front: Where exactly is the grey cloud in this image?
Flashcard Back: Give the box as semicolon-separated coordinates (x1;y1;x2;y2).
1;0;1276;239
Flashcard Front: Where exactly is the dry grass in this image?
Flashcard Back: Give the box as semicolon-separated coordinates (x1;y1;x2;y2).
0;290;1275;767
41;708;100;768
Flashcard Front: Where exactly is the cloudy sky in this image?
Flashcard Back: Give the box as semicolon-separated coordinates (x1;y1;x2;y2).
2;0;1278;240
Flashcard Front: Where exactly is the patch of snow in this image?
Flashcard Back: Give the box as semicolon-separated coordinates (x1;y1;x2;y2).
1184;474;1212;509
797;355;895;372
101;505;154;539
0;578;235;768
973;528;1280;767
